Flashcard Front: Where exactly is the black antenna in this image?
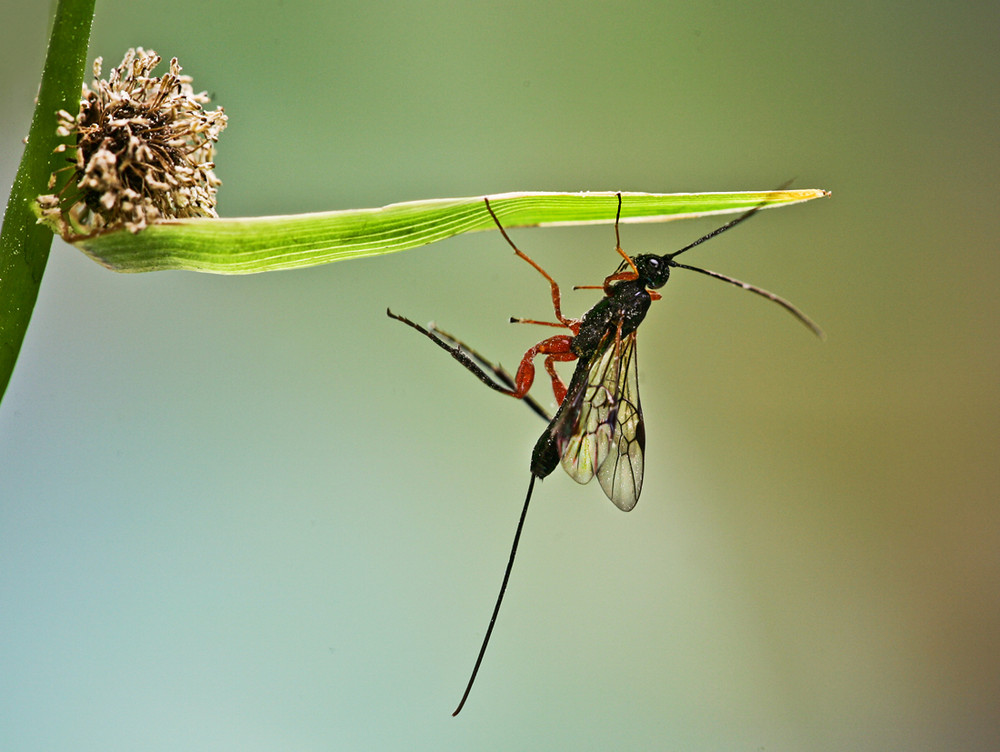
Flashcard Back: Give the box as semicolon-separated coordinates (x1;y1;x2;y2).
671;260;824;338
668;179;795;262
663;182;823;338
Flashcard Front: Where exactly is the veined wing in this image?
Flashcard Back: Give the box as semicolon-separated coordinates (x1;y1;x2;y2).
556;329;645;512
595;335;643;510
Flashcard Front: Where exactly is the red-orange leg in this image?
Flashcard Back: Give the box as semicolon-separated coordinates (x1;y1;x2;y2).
600;193;640;293
483;197;576;329
602;266;638;289
509;316;582;334
510;334;577;404
542;352;577;404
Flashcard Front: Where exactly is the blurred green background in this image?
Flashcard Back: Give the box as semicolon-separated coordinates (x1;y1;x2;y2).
2;1;997;750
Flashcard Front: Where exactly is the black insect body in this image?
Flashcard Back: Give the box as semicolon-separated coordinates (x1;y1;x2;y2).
528;266;653;509
387;193;821;715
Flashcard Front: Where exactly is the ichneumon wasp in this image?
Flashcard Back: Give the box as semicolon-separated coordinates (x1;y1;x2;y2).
387;191;823;715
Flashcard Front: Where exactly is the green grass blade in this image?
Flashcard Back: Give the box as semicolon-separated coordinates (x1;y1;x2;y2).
73;189;829;274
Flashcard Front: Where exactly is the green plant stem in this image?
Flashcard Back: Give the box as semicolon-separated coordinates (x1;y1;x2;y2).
0;0;96;403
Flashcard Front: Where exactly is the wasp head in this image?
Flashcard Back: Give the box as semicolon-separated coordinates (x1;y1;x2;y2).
632;254;672;290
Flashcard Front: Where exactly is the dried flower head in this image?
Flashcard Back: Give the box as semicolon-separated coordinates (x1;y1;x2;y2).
37;48;227;239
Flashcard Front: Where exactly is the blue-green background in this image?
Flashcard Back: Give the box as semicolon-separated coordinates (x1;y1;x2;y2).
2;2;998;750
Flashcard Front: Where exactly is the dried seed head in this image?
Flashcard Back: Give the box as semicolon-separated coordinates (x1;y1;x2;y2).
37;48;227;239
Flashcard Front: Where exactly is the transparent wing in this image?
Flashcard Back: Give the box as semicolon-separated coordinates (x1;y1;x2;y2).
595;337;644;511
556;331;645;511
557;342;617;486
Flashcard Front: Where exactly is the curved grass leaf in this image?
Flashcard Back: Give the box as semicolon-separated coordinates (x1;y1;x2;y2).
74;189;829;274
